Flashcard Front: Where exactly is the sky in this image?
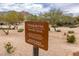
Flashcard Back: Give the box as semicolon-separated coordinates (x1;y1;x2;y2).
0;3;79;16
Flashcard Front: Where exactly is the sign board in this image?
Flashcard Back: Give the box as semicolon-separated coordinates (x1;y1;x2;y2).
25;21;49;50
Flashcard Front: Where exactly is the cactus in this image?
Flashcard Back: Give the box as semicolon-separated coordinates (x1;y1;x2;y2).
4;42;15;54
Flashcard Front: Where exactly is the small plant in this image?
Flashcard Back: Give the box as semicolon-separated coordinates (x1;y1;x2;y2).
56;29;61;32
68;31;74;34
67;35;76;43
18;28;24;32
4;42;15;54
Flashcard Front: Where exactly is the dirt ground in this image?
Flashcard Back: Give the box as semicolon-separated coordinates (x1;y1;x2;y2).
0;25;79;56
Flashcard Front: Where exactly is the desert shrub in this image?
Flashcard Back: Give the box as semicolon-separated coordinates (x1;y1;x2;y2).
69;25;77;28
68;31;74;34
4;42;15;54
56;29;61;32
51;25;58;28
67;35;76;43
18;28;24;32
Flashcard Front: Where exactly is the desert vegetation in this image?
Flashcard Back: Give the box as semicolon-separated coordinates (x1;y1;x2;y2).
0;11;25;35
25;8;79;31
4;42;15;54
0;8;79;34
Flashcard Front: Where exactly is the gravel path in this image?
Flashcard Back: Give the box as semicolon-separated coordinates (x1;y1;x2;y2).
0;27;79;56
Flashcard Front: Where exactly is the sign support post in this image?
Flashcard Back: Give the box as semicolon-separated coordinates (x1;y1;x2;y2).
25;21;49;56
33;46;39;56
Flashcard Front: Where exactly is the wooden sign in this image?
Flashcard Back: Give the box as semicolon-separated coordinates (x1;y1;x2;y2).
25;21;49;50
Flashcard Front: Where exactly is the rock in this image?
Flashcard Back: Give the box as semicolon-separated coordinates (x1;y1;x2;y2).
73;51;79;56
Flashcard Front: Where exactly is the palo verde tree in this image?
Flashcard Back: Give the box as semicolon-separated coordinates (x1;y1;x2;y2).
2;11;24;35
26;14;38;21
42;8;78;31
42;8;64;31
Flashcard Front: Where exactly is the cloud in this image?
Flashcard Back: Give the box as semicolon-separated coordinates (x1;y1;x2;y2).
65;7;79;13
0;3;79;16
0;3;50;14
63;4;79;16
0;3;63;14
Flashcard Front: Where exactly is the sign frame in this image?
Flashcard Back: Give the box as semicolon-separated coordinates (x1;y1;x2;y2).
25;21;49;50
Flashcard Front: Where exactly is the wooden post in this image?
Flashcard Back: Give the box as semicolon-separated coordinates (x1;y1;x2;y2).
33;46;39;56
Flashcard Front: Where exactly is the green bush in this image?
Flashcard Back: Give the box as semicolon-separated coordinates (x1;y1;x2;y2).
67;35;76;43
56;29;61;32
68;31;74;34
51;25;58;28
18;29;24;32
